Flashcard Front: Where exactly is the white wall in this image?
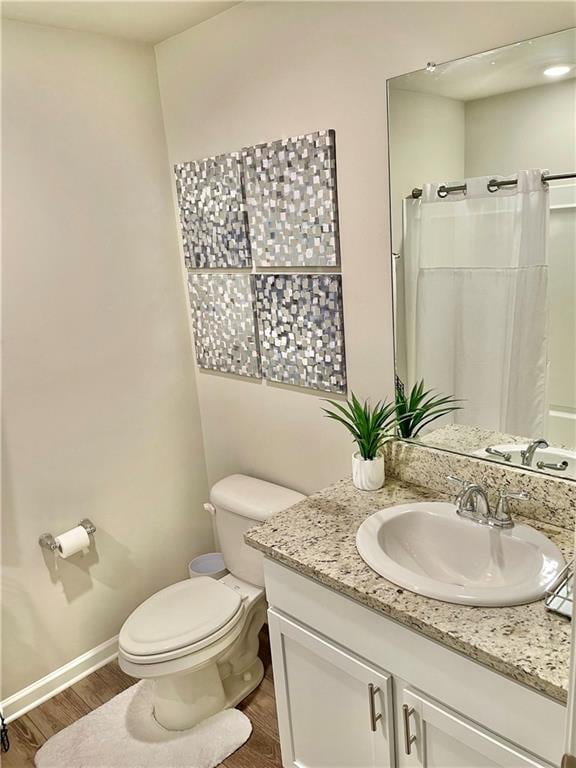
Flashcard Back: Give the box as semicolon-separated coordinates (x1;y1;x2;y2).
388;89;465;253
465;79;576;177
155;0;575;495
2;20;212;698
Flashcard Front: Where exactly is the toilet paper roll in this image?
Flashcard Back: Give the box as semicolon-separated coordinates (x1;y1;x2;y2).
55;526;90;558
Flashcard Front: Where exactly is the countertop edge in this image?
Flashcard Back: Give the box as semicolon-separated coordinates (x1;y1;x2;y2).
246;534;569;705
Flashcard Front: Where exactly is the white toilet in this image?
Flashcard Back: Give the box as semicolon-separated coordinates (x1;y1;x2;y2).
118;474;304;730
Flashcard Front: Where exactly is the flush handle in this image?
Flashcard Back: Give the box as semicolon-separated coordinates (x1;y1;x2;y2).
368;683;382;732
403;704;417;755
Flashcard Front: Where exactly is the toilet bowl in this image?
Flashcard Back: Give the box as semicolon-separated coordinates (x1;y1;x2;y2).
119;574;266;729
118;475;305;731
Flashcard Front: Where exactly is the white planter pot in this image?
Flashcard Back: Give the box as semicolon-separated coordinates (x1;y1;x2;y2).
352;452;385;491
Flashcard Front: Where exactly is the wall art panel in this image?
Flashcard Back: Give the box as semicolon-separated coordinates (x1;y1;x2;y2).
175;154;251;269
255;273;346;392
243;130;340;267
188;273;260;377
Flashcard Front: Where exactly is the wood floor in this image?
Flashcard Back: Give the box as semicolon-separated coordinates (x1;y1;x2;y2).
3;629;283;768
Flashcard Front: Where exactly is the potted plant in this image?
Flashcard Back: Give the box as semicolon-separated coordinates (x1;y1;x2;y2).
395;378;461;438
323;393;396;491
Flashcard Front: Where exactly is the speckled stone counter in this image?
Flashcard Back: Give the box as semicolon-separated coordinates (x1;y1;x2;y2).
419;424;528;454
245;477;573;703
419;423;573;459
387;440;576;530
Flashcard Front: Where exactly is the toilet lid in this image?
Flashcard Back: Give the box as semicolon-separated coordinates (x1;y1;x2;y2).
119;577;243;657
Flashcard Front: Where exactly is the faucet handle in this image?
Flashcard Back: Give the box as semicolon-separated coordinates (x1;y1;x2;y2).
446;475;470;489
494;489;529;528
499;490;529;501
446;475;473;509
485;446;512;462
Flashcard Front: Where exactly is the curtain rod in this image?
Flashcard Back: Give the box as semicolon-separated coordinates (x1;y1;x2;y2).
410;171;576;200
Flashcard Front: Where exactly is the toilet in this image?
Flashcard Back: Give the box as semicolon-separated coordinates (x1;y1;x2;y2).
118;474;305;730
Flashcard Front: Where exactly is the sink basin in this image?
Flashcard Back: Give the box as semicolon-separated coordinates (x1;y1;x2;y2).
356;501;565;606
474;444;576;479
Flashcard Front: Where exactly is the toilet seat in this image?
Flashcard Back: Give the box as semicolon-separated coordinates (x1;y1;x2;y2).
119;577;245;664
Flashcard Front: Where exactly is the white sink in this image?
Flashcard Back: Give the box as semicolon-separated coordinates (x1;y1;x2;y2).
474;444;576;479
356;501;565;606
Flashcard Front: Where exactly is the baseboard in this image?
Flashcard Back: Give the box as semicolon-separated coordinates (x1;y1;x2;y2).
1;636;119;723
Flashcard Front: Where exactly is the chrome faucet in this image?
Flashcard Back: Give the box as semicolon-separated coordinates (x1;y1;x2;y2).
521;438;548;467
447;476;490;523
447;476;528;529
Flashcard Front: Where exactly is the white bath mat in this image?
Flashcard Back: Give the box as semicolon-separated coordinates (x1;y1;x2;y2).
35;680;252;768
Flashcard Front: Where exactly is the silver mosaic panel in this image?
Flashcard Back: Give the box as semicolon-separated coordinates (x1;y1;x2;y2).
175;154;251;269
188;273;260;378
243;130;340;267
255;274;346;393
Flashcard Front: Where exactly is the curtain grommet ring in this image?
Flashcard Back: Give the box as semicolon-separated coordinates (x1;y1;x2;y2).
487;179;500;193
437;186;448;198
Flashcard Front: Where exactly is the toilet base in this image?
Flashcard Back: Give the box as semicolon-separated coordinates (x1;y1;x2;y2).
223;656;264;708
153;656;265;731
153;662;226;730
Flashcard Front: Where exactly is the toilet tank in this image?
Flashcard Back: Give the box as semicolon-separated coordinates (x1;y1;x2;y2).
209;474;305;587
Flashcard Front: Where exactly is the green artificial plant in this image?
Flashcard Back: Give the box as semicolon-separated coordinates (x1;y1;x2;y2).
395;378;462;439
322;393;397;461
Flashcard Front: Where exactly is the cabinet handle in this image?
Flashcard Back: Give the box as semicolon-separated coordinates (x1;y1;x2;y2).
368;683;382;732
402;704;417;755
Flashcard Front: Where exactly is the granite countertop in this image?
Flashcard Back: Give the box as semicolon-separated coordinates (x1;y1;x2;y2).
245;477;573;703
418;424;528;454
419;424;573;457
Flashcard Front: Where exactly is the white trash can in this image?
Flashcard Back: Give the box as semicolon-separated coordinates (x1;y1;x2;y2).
188;552;228;580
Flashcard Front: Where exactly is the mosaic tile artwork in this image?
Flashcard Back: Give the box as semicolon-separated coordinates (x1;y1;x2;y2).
174;154;251;269
188;273;260;378
255;274;347;393
243;130;340;267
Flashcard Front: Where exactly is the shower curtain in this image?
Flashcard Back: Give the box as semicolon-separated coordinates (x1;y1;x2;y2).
403;169;550;437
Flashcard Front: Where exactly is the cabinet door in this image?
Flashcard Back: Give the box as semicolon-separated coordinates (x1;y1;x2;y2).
396;685;552;768
269;609;395;768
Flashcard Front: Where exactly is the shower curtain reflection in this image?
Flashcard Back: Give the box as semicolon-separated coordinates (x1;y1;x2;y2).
402;169;550;438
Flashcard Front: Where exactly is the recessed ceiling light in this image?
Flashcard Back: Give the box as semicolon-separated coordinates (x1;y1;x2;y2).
543;65;572;78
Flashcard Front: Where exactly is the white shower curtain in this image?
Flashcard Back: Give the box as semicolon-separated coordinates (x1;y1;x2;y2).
403;169;550;437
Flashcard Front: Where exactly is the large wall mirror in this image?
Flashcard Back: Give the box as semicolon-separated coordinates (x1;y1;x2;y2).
388;28;575;480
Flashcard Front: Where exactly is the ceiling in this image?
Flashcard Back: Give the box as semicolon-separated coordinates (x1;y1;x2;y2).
390;27;576;101
1;1;240;44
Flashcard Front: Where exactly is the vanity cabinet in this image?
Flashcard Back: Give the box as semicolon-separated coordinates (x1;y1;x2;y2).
269;611;395;768
396;686;548;768
265;560;565;768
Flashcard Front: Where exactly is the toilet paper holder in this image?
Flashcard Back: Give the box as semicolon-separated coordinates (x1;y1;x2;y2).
39;519;96;552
